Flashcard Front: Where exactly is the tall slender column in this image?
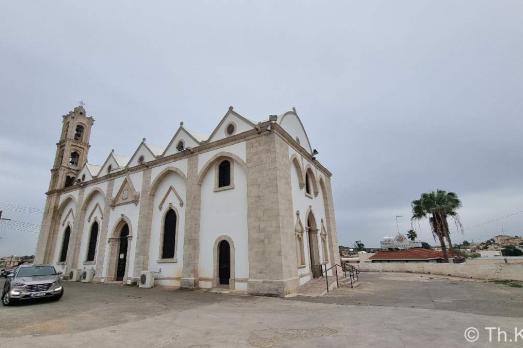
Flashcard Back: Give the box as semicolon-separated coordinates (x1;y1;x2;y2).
181;155;201;288
323;177;340;267
133;168;152;280
67;188;85;269
95;179;114;280
37;193;60;264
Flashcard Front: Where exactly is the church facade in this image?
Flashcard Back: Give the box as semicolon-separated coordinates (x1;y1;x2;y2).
35;105;340;296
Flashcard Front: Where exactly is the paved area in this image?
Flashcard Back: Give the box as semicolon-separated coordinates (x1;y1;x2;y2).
0;273;522;347
292;272;523;318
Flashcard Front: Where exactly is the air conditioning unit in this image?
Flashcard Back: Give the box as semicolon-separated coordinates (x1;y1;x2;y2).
68;269;81;281
139;271;155;288
81;269;95;283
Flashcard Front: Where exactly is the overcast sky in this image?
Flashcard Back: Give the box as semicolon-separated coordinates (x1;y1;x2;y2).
1;1;522;256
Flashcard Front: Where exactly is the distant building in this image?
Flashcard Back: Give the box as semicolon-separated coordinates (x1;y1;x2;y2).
380;233;422;250
0;255;34;268
494;235;522;247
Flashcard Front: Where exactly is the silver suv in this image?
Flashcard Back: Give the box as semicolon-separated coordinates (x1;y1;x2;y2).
2;264;63;306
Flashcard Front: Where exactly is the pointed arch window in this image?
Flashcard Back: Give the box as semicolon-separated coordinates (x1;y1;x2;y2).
64;175;76;188
305;172;312;195
162;209;177;259
86;221;99;262
218;160;231;188
69;151;80;166
59;226;71;263
74;124;85;141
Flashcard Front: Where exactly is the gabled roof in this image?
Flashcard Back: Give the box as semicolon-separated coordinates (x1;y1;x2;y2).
147;144;164;156
163;124;204;156
99;150;127;175
113;155;129;168
86;164;102;177
207;107;256;142
278;109;313;154
77;163;96;181
126;139;158;167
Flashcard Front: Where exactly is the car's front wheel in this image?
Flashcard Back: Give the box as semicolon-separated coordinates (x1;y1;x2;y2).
2;292;15;306
51;290;63;301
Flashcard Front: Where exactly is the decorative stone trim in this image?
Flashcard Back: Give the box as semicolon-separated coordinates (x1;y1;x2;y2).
61;208;75;226
158;187;184;210
214;184;234;192
87;202;103;222
157;258;178;263
111;176;140;208
83;261;95;266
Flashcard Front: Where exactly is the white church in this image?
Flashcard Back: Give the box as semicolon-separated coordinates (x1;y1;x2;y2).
35;105;340;296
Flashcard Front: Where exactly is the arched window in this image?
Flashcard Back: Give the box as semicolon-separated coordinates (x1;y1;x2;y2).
64;176;75;188
74;125;84;141
59;226;71;262
69;151;80;166
218;160;231;188
86;221;99;262
305;172;312;195
107;164;113;173
226;123;235;136
162;209;177;259
176;140;185;152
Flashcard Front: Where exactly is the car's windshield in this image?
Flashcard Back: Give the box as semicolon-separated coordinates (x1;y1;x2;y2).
16;266;56;277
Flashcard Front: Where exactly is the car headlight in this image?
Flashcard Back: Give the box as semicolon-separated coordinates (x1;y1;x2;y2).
12;282;25;288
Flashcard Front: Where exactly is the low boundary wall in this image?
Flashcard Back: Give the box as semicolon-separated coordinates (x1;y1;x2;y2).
357;261;523;282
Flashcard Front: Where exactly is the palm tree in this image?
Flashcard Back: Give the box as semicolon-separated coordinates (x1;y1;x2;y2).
406;229;417;241
411;190;462;261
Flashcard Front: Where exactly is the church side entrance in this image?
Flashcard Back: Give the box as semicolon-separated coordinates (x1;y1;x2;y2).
218;240;230;285
116;224;129;281
307;212;322;278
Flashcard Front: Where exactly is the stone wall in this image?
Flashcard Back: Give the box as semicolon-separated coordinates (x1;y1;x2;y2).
246;132;298;296
358;261;523;282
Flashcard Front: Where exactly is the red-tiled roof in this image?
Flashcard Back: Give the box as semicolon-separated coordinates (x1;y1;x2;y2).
369;248;450;261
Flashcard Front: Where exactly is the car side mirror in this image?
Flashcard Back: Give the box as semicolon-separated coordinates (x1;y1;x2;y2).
57;272;63;275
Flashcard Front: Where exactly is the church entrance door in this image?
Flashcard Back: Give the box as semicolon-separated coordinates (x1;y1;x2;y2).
218;240;230;285
116;224;129;281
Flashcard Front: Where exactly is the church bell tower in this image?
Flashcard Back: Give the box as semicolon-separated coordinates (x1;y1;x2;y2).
49;105;94;190
35;105;94;264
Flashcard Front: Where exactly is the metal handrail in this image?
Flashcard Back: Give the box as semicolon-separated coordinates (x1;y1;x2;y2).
321;263;360;292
